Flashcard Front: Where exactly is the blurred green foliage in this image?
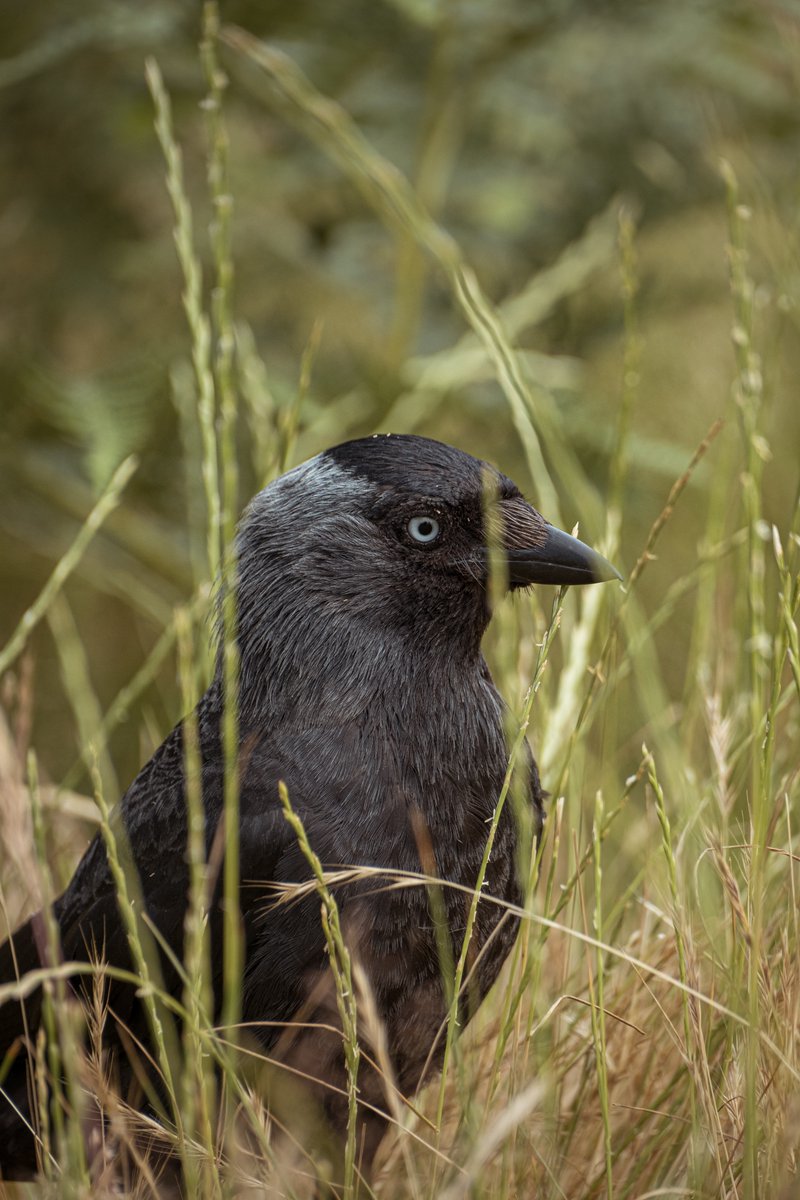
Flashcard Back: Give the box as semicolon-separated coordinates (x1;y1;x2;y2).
1;0;799;788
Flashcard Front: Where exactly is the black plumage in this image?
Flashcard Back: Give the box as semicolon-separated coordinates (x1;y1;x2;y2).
0;434;619;1182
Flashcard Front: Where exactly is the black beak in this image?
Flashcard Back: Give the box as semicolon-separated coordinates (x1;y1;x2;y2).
507;524;621;587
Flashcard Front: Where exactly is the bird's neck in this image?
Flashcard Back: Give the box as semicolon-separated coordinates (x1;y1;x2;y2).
229;601;489;728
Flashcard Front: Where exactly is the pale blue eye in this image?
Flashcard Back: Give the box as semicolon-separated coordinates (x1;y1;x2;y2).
408;516;440;543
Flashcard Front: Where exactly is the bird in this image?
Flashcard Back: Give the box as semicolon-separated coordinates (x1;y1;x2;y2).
0;433;619;1186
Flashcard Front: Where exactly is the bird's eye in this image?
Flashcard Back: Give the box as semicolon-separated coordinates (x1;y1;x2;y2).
408;516;441;544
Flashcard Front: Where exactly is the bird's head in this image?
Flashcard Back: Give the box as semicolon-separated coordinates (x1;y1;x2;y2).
234;435;619;697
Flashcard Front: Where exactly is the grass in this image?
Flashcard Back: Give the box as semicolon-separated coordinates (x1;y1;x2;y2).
1;4;799;1197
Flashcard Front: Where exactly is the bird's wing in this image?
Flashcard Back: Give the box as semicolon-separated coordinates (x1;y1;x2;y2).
2;713;379;1051
0;714;365;1171
0;720;293;1057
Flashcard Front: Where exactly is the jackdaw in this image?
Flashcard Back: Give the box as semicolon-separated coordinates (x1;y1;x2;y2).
0;433;619;1182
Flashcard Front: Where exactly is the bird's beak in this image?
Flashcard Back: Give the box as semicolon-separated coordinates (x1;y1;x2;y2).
500;497;621;587
506;526;621;586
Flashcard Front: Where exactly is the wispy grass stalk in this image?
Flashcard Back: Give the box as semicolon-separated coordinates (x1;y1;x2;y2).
722;159;770;1200
47;593;119;817
773;526;800;707
287;318;323;471
645;748;707;1186
58;582;210;795
590;790;612;1200
237;322;281;487
176;605;220;1199
200;0;242;1053
28;751;88;1189
548;762;649;928
608;206;640;537
146;58;220;585
171;360;211;598
0;454;137;680
487;795;563;1114
760;513;800;796
278;781;361;1200
90;761;188;1171
33;1025;53;1179
411;809;458;1106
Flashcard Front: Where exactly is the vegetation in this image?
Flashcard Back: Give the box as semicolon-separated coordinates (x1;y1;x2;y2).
1;1;799;1195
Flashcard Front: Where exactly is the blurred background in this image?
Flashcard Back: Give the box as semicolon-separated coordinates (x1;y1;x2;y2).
1;0;799;794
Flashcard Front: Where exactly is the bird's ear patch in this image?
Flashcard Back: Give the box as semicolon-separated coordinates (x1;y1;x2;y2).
280;452;372;499
240;452;373;541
